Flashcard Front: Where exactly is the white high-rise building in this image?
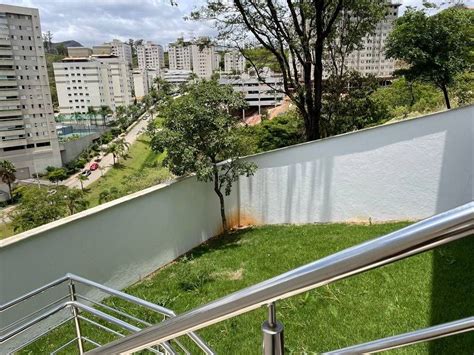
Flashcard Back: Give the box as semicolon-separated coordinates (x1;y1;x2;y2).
137;41;164;71
133;70;148;99
168;38;193;71
104;39;132;65
169;37;219;79
54;47;133;115
0;4;61;179
224;51;246;73
344;3;400;77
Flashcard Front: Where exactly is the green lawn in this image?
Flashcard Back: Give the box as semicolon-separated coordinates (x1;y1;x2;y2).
20;223;474;354
84;136;171;207
0;221;14;239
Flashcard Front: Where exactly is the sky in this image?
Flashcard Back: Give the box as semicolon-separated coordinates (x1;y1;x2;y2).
1;0;472;48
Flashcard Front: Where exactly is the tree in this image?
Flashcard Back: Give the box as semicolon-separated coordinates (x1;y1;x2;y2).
63;188;89;215
11;186;66;232
150;80;256;232
385;6;473;109
77;173;89;191
11;185;88;232
105;138;130;165
0;160;16;200
87;106;97;126
321;71;388;136
192;0;387;141
47;168;68;186
98;105;112;126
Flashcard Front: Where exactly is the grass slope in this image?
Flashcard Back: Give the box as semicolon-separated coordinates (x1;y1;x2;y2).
84;137;171;207
21;223;474;354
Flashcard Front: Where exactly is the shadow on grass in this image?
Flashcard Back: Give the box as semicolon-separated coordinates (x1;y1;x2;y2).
180;228;249;261
429;236;474;354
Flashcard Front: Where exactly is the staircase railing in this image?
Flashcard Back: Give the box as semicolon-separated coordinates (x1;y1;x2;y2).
88;202;474;354
0;274;214;354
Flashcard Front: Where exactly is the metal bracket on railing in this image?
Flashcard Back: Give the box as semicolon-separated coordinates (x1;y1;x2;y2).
262;302;284;355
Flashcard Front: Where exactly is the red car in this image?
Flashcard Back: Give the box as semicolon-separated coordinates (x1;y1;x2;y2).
89;162;99;171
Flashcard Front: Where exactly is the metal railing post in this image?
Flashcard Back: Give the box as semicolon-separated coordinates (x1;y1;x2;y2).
68;280;85;354
262;302;284;355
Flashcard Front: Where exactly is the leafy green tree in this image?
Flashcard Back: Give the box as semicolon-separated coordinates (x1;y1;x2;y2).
371;77;444;118
77;173;89;191
98;187;120;204
0;160;16;200
150;80;256;232
238;111;306;153
321;71;389;136
385;6;473;109
87;106;97;125
12;186;66;232
193;0;387;141
99;105;113;126
63;188;89;215
47;168;68;186
105;138;130;165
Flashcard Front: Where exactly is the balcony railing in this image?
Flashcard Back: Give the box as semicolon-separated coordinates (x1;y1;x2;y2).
89;202;473;354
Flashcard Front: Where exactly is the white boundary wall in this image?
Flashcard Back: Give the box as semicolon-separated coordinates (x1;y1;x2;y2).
0;106;472;334
239;106;473;225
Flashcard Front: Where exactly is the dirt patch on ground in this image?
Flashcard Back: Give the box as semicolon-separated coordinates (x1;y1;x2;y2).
212;268;244;281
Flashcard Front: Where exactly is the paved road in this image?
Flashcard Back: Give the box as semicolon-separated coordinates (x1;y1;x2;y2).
64;112;151;189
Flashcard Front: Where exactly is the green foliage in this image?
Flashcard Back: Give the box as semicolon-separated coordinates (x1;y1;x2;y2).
104;138;130;165
237;111;305;154
46;53;65;108
321;71;389;136
0;159;16;199
371;78;444;118
11;186;88;232
242;47;280;73
386;6;474;108
46;167;68;185
150;80;256;231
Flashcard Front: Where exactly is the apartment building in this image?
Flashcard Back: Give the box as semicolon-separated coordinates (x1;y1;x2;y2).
105;39;132;65
191;43;218;79
137;41;164;71
132;70;147;99
0;4;61;179
168;37;193;71
224;51;246;73
169;37;219;79
219;70;284;112
53;47;133;115
345;3;400;77
161;69;193;86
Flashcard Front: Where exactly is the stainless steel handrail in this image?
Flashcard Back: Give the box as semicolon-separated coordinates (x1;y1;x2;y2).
324;317;474;354
88;202;474;354
1;272;214;354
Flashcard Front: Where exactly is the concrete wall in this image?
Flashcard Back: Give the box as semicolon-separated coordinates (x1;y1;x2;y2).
59;131;105;165
0;176;237;312
238;106;473;225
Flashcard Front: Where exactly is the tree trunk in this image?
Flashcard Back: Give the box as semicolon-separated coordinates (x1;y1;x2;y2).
80;181;83;191
440;84;451;109
213;167;228;233
7;182;12;202
312;41;324;141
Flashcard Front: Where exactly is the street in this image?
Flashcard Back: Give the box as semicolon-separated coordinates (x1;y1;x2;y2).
63;112;151;189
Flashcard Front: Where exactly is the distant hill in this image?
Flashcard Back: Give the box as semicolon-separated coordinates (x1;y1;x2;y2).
51;40;82;50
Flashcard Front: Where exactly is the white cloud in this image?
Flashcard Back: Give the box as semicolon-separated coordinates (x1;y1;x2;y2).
1;0;215;47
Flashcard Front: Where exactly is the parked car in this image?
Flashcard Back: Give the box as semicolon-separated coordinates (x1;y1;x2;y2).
82;170;91;177
89;163;99;171
94;157;102;163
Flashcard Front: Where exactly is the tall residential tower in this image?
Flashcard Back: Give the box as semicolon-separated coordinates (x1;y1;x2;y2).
0;4;61;179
